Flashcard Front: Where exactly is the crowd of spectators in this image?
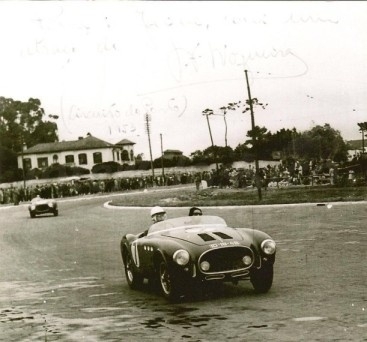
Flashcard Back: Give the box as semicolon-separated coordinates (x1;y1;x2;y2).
0;159;362;206
0;172;196;205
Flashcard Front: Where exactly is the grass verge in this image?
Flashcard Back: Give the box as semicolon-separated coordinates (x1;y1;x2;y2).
109;185;367;207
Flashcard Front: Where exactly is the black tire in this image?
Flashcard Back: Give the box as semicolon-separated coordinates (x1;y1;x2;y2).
158;260;181;301
54;209;58;216
250;264;274;293
124;252;143;290
30;212;35;218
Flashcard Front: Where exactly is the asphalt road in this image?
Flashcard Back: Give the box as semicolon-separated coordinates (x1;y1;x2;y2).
0;194;366;341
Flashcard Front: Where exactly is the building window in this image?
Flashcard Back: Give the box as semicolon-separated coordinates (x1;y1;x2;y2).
78;153;87;165
53;154;58;164
23;158;32;170
65;155;74;164
130;150;134;161
121;150;129;161
93;152;102;164
37;157;48;168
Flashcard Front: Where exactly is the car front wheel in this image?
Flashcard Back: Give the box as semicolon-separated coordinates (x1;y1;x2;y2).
124;252;143;290
250;264;274;293
158;261;182;301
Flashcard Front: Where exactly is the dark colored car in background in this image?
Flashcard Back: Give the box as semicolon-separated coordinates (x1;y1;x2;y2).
120;215;276;301
28;196;58;218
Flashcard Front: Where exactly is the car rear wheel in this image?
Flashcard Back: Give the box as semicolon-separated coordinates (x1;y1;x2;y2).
250;264;273;293
124;252;143;290
158;260;181;301
53;210;58;216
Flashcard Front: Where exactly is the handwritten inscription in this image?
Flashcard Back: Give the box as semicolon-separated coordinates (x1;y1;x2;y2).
13;6;336;135
168;43;308;82
138;10;338;30
60;95;188;136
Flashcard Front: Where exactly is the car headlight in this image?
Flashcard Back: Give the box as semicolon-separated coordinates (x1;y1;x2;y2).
173;249;190;266
30;205;36;210
261;239;276;255
48;202;53;208
242;255;252;266
200;261;210;271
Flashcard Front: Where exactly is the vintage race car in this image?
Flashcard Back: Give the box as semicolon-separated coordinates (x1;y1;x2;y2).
28;196;58;218
120;215;276;300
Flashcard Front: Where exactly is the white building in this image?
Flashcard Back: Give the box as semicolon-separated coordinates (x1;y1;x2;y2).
17;134;135;172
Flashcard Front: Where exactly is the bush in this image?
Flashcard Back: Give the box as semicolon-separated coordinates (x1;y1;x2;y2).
92;162;121;173
135;160;152;170
40;164;90;178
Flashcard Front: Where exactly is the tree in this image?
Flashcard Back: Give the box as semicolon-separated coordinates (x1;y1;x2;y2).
234;143;255;162
295;124;348;162
202;108;215;147
0;146;18;182
190;150;208;165
215;102;237;147
269;128;296;158
357;122;367;153
0;96;59;181
245;126;270;160
153;155;191;168
0;97;58;152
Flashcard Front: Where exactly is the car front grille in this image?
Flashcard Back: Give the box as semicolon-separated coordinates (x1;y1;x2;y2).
198;246;254;274
36;204;50;211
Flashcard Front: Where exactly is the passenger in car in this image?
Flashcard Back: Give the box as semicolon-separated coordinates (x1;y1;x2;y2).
189;207;202;216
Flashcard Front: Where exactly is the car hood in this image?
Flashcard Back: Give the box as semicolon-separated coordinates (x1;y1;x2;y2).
159;225;251;246
31;200;49;205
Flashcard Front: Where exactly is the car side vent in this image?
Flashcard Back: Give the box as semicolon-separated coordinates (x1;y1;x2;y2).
213;232;233;239
198;233;216;241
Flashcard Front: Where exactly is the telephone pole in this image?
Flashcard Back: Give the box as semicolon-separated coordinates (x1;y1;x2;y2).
160;133;165;181
145;113;155;180
245;69;262;201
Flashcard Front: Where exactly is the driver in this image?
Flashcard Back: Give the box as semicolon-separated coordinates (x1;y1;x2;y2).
150;206;167;224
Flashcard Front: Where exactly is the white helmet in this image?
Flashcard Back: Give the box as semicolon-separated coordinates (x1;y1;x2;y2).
150;206;165;217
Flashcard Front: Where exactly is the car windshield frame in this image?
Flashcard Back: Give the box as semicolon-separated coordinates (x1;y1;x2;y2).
147;215;227;235
31;197;46;204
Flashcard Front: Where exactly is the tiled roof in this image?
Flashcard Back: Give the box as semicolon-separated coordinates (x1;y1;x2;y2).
115;139;135;145
23;135;114;155
164;149;182;154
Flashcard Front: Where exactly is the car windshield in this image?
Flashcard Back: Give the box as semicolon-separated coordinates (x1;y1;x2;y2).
31;196;44;203
148;215;227;235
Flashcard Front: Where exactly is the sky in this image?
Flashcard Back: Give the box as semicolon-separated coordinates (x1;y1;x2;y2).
0;1;366;159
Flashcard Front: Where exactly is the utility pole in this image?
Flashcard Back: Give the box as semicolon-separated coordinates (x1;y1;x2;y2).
21;139;26;189
145;113;155;180
160;133;165;181
245;69;262;201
